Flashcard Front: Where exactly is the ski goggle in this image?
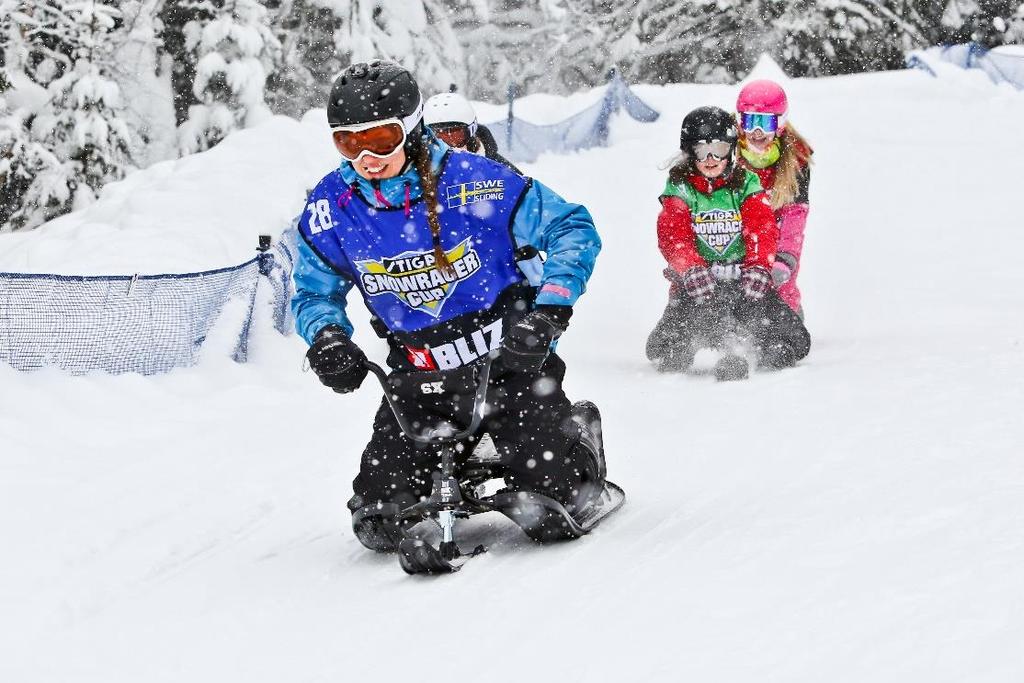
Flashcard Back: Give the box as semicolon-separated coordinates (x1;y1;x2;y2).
692;140;733;161
739;112;780;134
430;124;472;149
331;119;408;161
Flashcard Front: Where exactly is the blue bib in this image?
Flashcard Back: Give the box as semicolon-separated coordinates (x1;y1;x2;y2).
300;152;530;339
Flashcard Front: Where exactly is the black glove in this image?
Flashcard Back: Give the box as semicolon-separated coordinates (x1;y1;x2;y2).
500;305;573;373
306;325;368;394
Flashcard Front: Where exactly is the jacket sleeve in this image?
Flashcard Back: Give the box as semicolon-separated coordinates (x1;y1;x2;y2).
776;204;808;271
657;196;704;274
775;166;810;271
291;237;355;345
511;178;601;306
740;191;779;270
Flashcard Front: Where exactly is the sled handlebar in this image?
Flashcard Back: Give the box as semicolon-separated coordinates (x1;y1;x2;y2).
364;355;494;446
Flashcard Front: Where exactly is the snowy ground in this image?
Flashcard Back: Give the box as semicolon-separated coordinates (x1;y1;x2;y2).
3;62;1024;682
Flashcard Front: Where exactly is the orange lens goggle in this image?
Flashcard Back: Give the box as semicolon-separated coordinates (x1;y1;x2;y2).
431;124;470;149
332;122;407;161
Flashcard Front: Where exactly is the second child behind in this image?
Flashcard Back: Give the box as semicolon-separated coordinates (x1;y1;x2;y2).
646;106;811;376
735;79;813;318
423;92;522;173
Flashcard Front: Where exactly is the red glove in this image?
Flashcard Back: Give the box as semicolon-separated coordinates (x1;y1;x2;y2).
740;266;772;301
681;266;715;303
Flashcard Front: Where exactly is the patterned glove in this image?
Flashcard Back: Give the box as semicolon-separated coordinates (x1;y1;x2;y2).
500;305;572;373
680;266;716;303
306;325;368;394
740;266;773;301
772;262;792;286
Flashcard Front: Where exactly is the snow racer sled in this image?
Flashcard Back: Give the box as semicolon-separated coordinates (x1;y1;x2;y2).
688;279;755;381
649;266;810;381
363;355;625;575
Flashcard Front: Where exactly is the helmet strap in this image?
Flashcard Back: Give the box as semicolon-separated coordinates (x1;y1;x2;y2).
403;122;425;158
401;96;424;134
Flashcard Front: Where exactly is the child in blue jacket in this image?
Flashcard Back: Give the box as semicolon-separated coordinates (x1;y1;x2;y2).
292;61;606;552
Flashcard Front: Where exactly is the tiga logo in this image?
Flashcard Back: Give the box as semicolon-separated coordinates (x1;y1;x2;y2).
445;179;505;208
355;238;481;317
693;208;743;255
405;319;503;371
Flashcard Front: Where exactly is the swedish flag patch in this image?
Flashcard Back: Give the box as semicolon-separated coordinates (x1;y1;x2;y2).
445;179;506;208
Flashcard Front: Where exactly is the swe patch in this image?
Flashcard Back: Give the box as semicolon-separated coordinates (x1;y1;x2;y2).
445;179;505;208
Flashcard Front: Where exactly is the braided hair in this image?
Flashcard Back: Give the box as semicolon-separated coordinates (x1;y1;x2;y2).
410;134;454;276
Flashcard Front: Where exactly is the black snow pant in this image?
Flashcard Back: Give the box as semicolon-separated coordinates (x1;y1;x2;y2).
347;353;594;517
646;283;811;369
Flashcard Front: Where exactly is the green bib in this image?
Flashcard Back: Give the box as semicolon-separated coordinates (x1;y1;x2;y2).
661;170;764;263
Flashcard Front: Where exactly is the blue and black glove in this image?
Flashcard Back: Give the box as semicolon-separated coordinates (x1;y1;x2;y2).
500;305;573;374
306;325;368;394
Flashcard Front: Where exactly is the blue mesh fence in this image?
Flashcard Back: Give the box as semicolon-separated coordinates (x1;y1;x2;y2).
484;71;660;163
264;224;300;336
907;43;1024;89
1;254;269;375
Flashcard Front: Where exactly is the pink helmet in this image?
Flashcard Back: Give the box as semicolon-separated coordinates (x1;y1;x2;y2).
736;80;788;128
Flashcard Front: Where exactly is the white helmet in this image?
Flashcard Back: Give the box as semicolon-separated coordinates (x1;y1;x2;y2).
423;92;478;137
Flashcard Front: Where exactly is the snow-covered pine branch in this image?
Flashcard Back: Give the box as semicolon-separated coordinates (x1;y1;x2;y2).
179;0;281;154
1;0;132;230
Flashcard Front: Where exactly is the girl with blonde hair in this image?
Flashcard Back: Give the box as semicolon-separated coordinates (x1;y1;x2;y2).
735;79;813;317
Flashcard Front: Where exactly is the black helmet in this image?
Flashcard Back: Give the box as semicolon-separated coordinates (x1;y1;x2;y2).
679;106;738;150
327;60;423;130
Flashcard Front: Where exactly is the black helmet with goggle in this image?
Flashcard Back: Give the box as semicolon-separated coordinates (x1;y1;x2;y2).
328;60;424;162
679;106;738;163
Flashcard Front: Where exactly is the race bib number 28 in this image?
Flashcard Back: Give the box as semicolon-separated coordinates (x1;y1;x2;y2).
306;199;334;235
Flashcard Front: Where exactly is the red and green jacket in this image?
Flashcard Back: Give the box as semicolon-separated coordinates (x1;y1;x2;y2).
656;169;778;275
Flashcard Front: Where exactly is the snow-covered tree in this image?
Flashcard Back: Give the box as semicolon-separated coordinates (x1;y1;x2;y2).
332;0;465;96
625;0;774;84
0;108;70;231
1;0;132;229
159;0;214;126
36;1;132;210
7;0;73;88
1;1;48;230
536;0;628;93
1007;3;1024;42
770;0;932;77
452;0;578;100
114;0;177;165
265;0;343;118
587;0;643;81
178;0;281;154
942;0;1024;46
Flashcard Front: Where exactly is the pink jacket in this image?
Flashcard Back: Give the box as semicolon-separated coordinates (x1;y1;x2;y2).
743;158;811;312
